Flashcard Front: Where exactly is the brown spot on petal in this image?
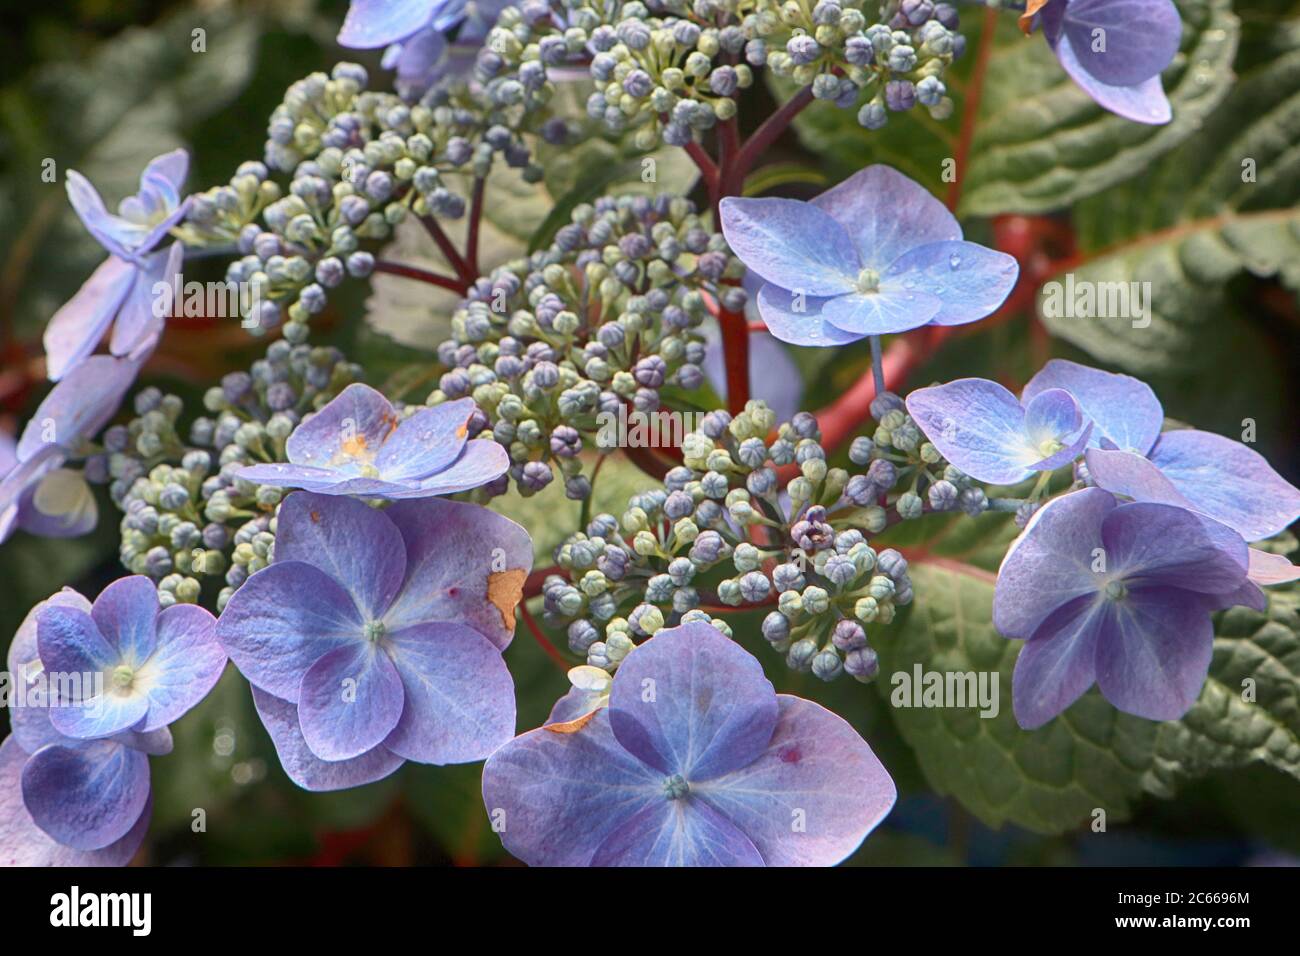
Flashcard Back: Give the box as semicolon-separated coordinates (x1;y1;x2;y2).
310;510;322;524
341;434;369;458
455;422;469;439
779;746;801;764
487;568;527;632
1019;0;1048;34
545;710;597;734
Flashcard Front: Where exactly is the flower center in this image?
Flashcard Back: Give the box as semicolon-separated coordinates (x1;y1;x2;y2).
364;620;386;643
111;664;136;691
1104;580;1128;602
662;773;690;801
1037;437;1064;458
855;268;880;295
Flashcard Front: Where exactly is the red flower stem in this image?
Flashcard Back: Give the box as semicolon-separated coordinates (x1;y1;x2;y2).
518;601;568;671
466;177;486;278
373;260;469;294
683;139;720;195
419;214;474;282
731;84;815;181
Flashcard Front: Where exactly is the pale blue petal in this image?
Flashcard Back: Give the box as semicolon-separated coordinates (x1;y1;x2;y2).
42;256;135;382
1022;358;1163;453
589;797;763;867
338;0;440;48
905;379;1038;485
381;622;516;764
883;240;1018;327
718;197;860;297
136;602;225;733
273;492;407;619
251;686;404;792
375;398;475;481
822;287;941;336
695;695;896;866
607;622;777;780
297;642;404;762
19;354;138;458
809;164;962;269
1101;501;1249;594
90;575;159;666
754;283;864;347
21;739;150;850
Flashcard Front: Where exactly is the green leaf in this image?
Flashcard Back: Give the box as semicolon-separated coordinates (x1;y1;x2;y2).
960;0;1238;215
882;523;1300;833
1036;21;1300;372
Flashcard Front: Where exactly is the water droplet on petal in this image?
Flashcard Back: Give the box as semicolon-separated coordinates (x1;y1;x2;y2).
948;253;961;270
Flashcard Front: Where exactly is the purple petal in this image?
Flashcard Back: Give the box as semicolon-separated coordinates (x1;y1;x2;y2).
480;709;663;866
285;383;400;472
274;492;406;619
883;240;1018;327
374;398;475;481
590;797;763;866
1093;587;1215;720
390;27;450;96
1084;445;1187;505
65;170;132;260
1050;27;1171;124
297;641;404;762
0;446;62;524
216;561;362;701
138;149;189;203
994;487;1115;639
21;740;150;850
696;694;896;865
1248;548;1300;586
38;604;151;740
718;197;860;297
108;244;178;358
338;0;439;48
136;602;225;732
821;288;941;336
1148;430;1300;541
250;686;404;791
607;622;778;780
754;283;865;347
1022;359;1163;453
7;589;93;754
382;497;532;649
20;354;138;458
1022;387;1082;447
0;736;148;866
809;164;962;269
16;466;99;538
1061;0;1181;87
1101;501;1248;594
235;462;420;498
906;379;1039;485
393;438;510;497
42;256;136;381
1010;595;1105;729
381;622;515;764
90;575;159;665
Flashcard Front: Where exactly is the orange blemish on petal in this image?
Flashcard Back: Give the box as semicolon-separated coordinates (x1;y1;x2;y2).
1019;0;1048;34
545;710;597;734
455;422;469;439
341;434;369;458
310;511;322;524
487;568;527;632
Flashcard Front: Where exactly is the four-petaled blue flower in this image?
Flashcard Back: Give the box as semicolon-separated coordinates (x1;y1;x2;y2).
44;150;190;380
719;165;1019;346
338;0;510;97
906;378;1093;485
1031;0;1182;124
216;491;531;790
1;579;224;865
0;355;139;545
237;383;508;498
994;487;1262;728
1023;359;1300;543
482;622;896;866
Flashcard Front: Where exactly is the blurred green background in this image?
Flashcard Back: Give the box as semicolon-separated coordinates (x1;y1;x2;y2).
1;0;1298;865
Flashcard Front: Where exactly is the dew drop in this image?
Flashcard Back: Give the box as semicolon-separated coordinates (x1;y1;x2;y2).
948;253;961;270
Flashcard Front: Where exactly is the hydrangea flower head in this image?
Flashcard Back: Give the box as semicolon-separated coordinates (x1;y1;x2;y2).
237;383;508;498
45;149;189;380
994;487;1260;728
1031;0;1182;124
0;355;138;545
719;165;1018;346
905;378;1092;485
1026;359;1300;541
482;622;896;866
217;491;530;790
2;581;221;864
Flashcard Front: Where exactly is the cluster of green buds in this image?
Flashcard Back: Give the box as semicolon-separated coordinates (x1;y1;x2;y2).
181;62;542;345
429;191;745;499
537;399;915;680
864;389;991;522
757;0;962;128
109;341;359;609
